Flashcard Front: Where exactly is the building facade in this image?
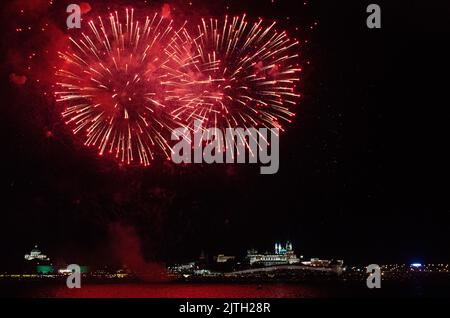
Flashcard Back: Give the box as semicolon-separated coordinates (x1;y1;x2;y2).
247;241;301;266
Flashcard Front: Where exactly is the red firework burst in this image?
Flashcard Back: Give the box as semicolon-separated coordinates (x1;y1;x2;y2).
55;10;302;167
55;9;195;166
169;15;302;133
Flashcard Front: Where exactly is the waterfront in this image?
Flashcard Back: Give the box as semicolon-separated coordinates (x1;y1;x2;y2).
2;280;450;298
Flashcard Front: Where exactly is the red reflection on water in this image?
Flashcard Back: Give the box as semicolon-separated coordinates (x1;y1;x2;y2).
42;284;322;298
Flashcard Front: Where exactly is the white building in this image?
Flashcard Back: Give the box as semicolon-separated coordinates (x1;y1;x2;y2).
247;241;301;266
24;245;50;261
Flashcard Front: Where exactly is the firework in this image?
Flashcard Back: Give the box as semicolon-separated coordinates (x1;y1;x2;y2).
169;15;301;142
55;9;196;166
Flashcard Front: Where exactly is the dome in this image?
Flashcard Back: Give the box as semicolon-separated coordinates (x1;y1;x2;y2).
31;245;41;254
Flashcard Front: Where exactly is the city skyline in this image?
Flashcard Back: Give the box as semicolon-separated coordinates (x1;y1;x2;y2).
1;0;450;301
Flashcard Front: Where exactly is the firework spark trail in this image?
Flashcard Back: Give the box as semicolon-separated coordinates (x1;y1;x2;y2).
55;9;197;166
169;15;302;154
55;11;301;166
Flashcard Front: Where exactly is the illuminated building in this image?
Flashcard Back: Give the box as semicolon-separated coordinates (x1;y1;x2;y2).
168;262;197;273
215;255;236;263
301;258;344;268
302;258;331;267
247;241;301;266
36;265;54;275
24;245;50;262
58;266;89;275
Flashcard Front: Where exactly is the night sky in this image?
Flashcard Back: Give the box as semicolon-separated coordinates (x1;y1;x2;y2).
1;0;450;270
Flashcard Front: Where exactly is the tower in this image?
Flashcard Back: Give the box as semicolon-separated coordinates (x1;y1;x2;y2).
287;241;293;252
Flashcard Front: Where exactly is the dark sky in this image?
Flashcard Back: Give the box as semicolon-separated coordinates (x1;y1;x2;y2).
1;0;450;269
